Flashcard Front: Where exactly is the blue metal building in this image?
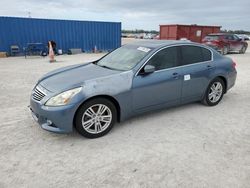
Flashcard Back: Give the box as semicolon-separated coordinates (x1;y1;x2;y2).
0;17;121;54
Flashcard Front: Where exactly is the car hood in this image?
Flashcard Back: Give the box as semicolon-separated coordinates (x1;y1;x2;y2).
38;63;122;92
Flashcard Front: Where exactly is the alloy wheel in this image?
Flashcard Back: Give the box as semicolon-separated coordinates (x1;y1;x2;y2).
208;82;223;103
81;104;112;134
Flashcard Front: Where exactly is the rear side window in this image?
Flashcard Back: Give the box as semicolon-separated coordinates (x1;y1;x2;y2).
181;46;203;65
224;35;234;40
147;46;179;71
181;46;212;65
202;48;212;61
205;35;219;41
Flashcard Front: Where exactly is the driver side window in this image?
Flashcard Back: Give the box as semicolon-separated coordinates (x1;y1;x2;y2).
233;35;239;40
147;46;179;71
227;35;234;40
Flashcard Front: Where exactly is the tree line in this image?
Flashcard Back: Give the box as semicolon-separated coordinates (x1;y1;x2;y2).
221;29;250;35
122;29;250;35
122;29;159;34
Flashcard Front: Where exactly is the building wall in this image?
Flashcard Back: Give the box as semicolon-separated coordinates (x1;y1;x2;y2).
160;24;221;43
0;17;121;54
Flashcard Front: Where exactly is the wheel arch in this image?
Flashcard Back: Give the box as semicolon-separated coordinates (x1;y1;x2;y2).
208;75;227;94
217;76;227;93
203;75;227;99
73;95;121;127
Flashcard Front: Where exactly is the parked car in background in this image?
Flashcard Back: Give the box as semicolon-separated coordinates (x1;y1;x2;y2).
30;40;237;138
202;33;248;55
153;35;160;40
179;38;191;42
144;33;155;39
135;33;145;39
236;34;250;41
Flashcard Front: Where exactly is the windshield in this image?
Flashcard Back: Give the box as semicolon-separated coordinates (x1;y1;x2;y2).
97;45;151;71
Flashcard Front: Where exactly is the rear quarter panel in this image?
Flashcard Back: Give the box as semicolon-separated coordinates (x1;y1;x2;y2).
211;54;237;92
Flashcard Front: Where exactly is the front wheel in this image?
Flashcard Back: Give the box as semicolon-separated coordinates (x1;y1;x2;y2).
75;98;117;138
239;45;247;54
202;78;225;106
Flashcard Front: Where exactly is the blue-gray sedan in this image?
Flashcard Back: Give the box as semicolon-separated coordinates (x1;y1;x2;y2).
30;40;237;138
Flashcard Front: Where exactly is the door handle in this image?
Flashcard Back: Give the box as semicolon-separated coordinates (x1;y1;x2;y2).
172;72;179;79
207;65;213;70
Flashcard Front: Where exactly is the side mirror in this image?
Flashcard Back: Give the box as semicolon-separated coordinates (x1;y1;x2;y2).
144;65;155;74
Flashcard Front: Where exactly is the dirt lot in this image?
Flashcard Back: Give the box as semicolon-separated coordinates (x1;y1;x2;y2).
0;42;250;188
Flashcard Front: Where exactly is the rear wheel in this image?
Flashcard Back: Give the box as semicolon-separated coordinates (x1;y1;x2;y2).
75;98;117;138
202;78;225;106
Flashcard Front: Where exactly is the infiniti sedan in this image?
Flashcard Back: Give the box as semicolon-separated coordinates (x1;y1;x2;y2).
30;40;237;138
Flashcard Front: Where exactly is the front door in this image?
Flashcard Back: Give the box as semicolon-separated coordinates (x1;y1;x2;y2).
132;46;182;111
227;35;242;51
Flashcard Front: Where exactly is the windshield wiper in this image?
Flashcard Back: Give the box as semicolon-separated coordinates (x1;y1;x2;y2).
98;65;119;71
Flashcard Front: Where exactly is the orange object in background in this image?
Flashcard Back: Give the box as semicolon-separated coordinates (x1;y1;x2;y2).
0;52;7;58
48;41;56;63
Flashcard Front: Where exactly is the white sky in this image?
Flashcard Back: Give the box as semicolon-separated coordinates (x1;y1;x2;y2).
1;0;250;31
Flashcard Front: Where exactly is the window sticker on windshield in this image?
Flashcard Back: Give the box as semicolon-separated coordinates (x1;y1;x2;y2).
137;47;151;53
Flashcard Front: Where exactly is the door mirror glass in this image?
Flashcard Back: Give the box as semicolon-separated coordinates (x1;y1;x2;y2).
144;65;155;74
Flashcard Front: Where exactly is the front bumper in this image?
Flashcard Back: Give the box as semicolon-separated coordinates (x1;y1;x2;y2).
30;97;78;133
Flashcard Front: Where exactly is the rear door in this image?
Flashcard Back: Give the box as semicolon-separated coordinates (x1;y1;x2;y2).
180;45;213;103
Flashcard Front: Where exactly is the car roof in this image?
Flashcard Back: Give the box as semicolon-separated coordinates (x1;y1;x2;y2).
208;33;233;36
126;40;194;49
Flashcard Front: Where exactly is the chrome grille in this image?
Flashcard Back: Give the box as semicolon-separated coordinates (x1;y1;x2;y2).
32;86;46;101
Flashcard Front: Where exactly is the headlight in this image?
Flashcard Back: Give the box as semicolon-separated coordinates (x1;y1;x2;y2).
45;87;82;106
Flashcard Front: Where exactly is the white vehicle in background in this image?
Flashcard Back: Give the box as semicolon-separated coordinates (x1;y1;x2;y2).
236;34;250;41
135;33;145;39
144;33;156;39
153;35;160;40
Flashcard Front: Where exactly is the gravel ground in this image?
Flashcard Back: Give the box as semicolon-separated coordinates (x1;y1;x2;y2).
0;43;250;188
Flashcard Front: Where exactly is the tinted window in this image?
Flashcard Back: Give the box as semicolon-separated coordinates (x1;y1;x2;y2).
205;35;219;41
225;35;234;40
181;46;203;65
223;35;228;40
202;48;212;61
147;47;179;71
233;35;239;40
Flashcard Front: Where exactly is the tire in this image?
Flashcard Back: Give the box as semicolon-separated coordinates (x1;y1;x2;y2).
202;78;225;106
239;45;247;54
221;46;228;55
75;98;117;138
